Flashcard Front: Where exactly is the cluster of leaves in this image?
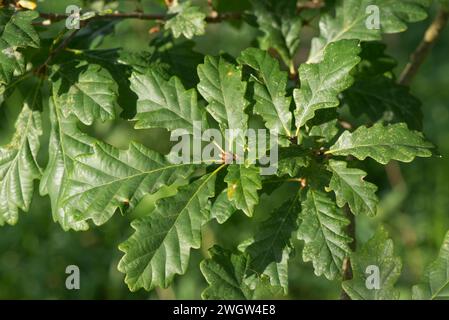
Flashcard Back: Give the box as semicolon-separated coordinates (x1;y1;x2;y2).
0;0;448;300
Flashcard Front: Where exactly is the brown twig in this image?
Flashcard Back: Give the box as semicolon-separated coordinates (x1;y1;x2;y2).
37;11;242;25
399;9;449;86
297;0;325;14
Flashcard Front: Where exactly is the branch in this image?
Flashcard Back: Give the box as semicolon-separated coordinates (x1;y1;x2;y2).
37;11;242;25
399;8;449;86
297;0;325;14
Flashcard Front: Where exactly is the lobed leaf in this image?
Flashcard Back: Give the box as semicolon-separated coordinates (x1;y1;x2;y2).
62;142;196;225
298;189;352;280
294;39;361;131
131;69;207;133
238;48;293;140
0;103;42;225
342;226;402;300
165;1;206;39
328;122;434;164
224;165;262;217
412;231;449;300
118;171;218;291
327;160;378;217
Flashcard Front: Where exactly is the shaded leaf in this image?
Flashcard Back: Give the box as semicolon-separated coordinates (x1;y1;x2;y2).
412;230;449;300
342;226;402;300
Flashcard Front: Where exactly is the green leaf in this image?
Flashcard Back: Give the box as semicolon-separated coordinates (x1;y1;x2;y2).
165;1;206;39
345;42;423;130
0;103;42;225
211;189;237;224
308;0;430;62
294;40;361;131
0;48;25;86
201;246;283;299
298;189;352;280
197;55;249;149
346;76;423;130
52;62;119;125
147;39;204;89
62;142;196;226
342;226;402;300
0;9;39;85
238;48;293;139
201;246;253;299
250;0;302;69
131;69;207;133
224;165;262;217
0;9;39;49
277;146;310;177
327;122;434;164
412;231;449;300
118;171;219;291
327;160;378;217
39;94;94;231
244;194;301;291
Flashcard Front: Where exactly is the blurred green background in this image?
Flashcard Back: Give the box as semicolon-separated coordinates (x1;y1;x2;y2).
0;0;448;299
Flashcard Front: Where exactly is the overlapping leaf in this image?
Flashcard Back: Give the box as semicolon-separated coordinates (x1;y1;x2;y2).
342;227;402;300
412;231;449;300
165;1;206;39
0;9;39;85
244;194;301;291
118;171;218;291
52;62;119;125
298;189;352;280
238;48;292;140
197;55;249;149
131;69;207;133
0;104;42;225
308;0;430;62
211;189;237;224
294;40;361;131
327;160;378;217
327;122;434;164
344;42;423;130
39;94;94;231
201;246;283;299
62;142;196;225
250;0;302;69
224;165;262;217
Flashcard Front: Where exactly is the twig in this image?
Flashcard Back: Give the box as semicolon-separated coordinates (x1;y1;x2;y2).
297;0;325;14
37;11;242;25
399;9;449;86
36;28;81;75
